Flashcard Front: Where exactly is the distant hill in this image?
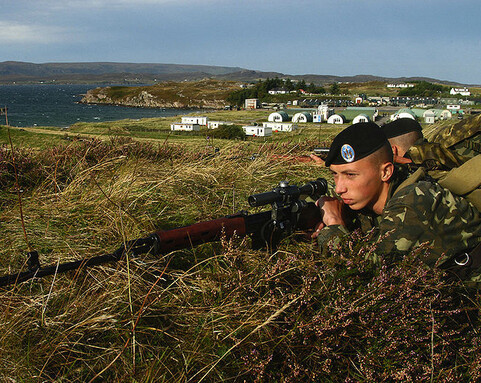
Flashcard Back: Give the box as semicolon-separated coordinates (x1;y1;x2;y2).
0;61;470;86
0;61;246;84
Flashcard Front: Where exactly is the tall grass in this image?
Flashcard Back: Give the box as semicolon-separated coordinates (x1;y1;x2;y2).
0;136;480;382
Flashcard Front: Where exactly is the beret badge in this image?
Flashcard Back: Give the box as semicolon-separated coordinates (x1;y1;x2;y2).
341;144;355;163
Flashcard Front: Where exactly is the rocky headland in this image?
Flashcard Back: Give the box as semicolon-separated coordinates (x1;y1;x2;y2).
80;79;242;109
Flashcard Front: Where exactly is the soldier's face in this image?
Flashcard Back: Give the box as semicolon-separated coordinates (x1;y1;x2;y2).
330;156;387;213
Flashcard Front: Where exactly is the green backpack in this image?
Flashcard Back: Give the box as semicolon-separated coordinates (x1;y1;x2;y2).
400;114;481;211
395;154;481;212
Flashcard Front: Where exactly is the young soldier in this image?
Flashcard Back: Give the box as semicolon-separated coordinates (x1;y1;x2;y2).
314;121;481;282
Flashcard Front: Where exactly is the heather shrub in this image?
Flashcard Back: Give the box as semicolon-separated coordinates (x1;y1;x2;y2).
222;231;481;382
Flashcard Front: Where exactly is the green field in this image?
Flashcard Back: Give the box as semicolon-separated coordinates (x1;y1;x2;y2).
0;112;480;382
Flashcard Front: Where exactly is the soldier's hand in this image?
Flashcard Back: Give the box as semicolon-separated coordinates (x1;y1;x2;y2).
309;154;325;166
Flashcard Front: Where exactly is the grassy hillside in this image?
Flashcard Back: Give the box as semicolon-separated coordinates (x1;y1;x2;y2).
0;116;480;381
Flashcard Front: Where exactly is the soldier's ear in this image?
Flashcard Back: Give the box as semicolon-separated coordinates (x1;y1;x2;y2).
391;145;399;156
381;162;394;182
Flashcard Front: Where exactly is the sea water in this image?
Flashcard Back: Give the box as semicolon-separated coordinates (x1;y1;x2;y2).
0;84;194;127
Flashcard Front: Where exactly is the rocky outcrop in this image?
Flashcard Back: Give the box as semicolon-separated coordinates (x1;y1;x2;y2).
80;80;237;109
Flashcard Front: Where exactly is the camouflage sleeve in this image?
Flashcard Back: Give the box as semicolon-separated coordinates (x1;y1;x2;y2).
375;181;481;267
406;142;469;170
316;224;351;255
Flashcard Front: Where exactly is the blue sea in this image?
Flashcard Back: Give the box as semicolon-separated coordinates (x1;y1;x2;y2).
0;84;194;127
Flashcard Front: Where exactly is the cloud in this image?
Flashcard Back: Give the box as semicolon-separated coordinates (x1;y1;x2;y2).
0;21;67;44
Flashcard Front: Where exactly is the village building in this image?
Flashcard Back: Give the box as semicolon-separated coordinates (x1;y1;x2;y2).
245;98;260;109
268;88;289;95
313;104;334;122
340;106;378;122
387;83;415;88
424;110;436;124
262;122;298;132
352;114;370;124
390;107;452;123
292;112;313;123
171;123;200;131
446;104;463;114
390;108;418;121
243;125;272;137
422;108;452;122
268;111;290;122
450;87;470;96
181;116;208;125
368;96;390;106
327;114;346;124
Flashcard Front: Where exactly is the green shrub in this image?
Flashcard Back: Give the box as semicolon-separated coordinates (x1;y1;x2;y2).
209;124;245;139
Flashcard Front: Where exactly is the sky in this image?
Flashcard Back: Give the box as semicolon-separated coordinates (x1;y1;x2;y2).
0;0;480;84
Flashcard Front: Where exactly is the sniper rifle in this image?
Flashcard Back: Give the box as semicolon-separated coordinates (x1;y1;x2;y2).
0;178;328;288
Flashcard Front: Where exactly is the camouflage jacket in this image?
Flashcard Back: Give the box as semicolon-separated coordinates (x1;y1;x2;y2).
317;169;481;279
405;139;469;176
427;113;481;158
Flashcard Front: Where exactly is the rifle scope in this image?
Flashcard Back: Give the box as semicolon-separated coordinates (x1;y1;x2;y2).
248;178;328;208
313;147;330;160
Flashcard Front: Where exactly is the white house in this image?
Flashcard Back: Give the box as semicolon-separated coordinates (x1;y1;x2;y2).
387;83;414;88
447;104;461;111
243;125;272;137
181;116;208;125
268;111;290;122
262;122;298;132
171;123;200;131
352;114;370;124
268;88;288;95
424;110;436;124
450;87;470;96
245;98;260;109
292;112;313;123
327;114;346;124
314;104;334;122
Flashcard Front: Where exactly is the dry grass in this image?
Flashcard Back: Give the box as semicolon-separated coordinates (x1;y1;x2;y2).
0;127;480;382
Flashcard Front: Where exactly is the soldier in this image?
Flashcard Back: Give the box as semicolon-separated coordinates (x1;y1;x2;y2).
314;121;481;282
382;117;424;160
382;118;481;211
382;117;468;171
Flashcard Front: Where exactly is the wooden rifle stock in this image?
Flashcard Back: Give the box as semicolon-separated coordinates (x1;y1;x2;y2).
0;181;324;288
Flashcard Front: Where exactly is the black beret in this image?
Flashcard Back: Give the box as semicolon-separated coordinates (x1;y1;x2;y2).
325;121;388;166
382;118;422;139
